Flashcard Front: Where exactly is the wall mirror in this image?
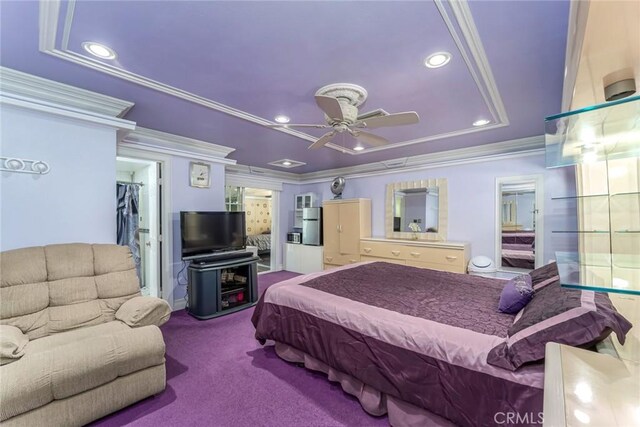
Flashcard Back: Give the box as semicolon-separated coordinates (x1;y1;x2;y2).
386;179;447;241
495;175;544;271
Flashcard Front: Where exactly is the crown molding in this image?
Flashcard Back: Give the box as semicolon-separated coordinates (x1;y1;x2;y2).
227;135;545;185
118;127;236;165
442;0;509;126
226;164;299;186
0;67;134;118
40;0;509;156
560;1;590;112
297;136;544;183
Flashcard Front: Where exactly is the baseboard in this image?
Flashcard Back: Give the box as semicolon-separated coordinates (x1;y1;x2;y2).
172;298;187;311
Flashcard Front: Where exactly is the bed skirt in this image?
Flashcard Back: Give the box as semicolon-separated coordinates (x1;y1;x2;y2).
273;341;456;427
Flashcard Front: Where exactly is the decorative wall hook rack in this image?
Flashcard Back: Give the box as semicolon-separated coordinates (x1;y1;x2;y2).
0;157;51;174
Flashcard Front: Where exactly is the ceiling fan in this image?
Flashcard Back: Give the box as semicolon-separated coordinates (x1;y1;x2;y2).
267;83;420;150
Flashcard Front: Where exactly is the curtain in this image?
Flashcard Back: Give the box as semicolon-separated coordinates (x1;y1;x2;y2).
116;183;141;285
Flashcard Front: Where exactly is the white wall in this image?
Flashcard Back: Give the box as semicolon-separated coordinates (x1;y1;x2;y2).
170;157;226;304
0;105;117;250
280;154;577;266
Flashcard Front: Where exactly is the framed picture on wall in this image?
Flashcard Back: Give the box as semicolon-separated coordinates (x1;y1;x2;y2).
189;162;211;188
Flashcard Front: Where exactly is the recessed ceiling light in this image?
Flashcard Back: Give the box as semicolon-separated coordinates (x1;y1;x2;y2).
274;115;290;124
424;52;452;68
82;42;117;59
353;145;365;151
473;119;491;127
282;161;292;166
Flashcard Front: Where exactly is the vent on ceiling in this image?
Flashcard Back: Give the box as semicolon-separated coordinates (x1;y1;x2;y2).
267;159;306;169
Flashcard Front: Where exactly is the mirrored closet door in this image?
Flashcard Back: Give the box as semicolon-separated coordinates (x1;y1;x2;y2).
496;176;544;271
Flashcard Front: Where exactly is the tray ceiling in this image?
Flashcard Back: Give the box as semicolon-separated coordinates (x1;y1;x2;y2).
0;0;570;172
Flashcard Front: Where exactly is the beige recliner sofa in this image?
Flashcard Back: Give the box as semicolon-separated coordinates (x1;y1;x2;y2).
0;243;172;426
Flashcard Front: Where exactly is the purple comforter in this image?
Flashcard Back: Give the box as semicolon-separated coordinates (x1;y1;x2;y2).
252;262;544;427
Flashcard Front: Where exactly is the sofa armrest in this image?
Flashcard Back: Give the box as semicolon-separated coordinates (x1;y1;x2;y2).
0;325;28;365
116;296;171;328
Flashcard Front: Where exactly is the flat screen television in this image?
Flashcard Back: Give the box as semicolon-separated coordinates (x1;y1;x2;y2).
180;211;246;259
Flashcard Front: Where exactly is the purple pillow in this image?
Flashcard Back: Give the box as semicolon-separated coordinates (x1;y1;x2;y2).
498;275;533;314
487;280;633;371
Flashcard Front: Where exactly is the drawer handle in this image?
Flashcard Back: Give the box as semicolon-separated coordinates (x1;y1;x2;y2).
445;256;457;261
349;259;357;263
326;256;333;262
391;250;401;256
410;252;420;257
363;247;372;253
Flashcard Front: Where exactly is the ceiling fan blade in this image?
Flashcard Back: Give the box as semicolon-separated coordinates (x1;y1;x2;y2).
351;130;389;147
359;111;419;129
308;131;336;150
315;95;344;121
265;124;331;128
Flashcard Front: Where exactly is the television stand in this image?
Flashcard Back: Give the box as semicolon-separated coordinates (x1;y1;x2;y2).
187;253;260;320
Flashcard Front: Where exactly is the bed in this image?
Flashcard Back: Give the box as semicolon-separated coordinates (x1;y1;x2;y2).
252;262;545;426
245;233;271;253
502;231;535;269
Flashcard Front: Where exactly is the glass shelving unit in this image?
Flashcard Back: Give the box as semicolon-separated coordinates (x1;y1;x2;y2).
545;95;640;169
555;251;640;295
546;98;640;295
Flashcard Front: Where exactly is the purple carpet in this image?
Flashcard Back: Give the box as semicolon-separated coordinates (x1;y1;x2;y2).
91;271;388;427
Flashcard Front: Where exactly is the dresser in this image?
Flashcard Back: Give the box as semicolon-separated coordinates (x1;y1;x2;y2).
359;237;470;273
323;198;372;269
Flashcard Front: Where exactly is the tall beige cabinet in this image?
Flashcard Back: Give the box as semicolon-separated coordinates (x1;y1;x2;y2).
323;198;372;269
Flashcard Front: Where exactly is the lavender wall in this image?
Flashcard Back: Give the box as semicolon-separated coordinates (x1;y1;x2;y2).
280;154;576;266
0;105;117;251
170;157;226;304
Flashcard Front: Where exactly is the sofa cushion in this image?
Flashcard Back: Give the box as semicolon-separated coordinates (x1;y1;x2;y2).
48;301;103;334
0;325;28;365
93;244;136;275
0;322;165;421
0;310;49;340
116;296;172;328
44;244;94;281
95;270;140;299
49;277;98;306
25;321;129;355
0;282;49;319
0;247;47;287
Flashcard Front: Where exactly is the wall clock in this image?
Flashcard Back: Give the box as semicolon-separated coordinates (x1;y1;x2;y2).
190;162;211;188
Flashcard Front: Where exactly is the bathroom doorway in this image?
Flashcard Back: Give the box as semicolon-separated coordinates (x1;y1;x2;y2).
225;186;275;273
116;157;162;297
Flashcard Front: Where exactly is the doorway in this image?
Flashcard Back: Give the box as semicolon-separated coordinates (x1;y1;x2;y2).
495;175;544;272
116;157;162;297
225;186;274;273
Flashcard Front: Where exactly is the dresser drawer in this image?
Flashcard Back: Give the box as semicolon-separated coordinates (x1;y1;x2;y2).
323;252;360;266
404;247;464;267
406;260;465;273
360;241;407;260
361;255;406;265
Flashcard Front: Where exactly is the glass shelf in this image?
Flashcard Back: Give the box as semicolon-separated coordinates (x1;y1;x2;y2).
556;251;640;295
551;194;609;200
551;230;610;234
611;191;640;197
545;95;640;168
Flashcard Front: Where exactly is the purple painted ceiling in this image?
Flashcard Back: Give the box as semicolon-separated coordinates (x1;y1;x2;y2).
0;1;569;173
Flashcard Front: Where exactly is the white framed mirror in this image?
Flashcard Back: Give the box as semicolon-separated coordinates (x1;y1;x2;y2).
495;175;544;271
386;178;447;241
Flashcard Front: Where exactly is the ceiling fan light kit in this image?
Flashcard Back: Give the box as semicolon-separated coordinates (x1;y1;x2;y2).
269;83;420;151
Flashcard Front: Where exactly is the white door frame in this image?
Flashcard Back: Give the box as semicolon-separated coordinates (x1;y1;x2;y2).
117;146;174;308
226;173;283;273
495;174;545;271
